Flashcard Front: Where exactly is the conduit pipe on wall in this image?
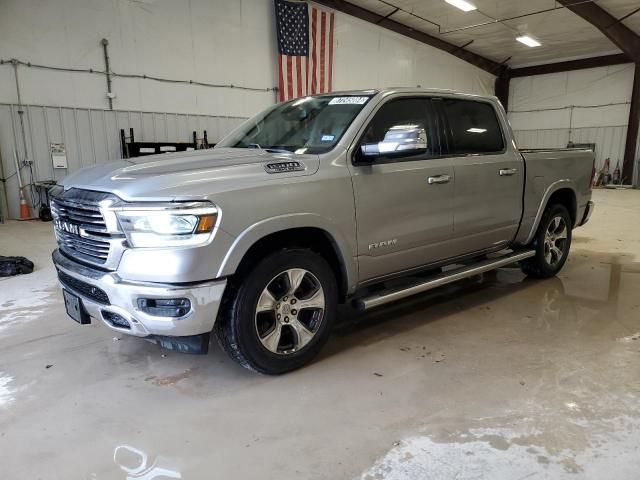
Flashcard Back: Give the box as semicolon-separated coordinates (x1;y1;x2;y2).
0;58;277;93
11;60;30;164
9;59;32;218
101;39;114;110
0;151;9;223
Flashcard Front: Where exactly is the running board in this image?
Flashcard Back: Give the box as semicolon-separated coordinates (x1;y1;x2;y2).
354;250;535;311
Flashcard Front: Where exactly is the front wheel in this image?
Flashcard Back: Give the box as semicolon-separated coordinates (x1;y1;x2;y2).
520;204;572;278
214;249;337;374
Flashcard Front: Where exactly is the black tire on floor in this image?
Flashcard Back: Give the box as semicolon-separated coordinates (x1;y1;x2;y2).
520;203;573;278
214;248;337;374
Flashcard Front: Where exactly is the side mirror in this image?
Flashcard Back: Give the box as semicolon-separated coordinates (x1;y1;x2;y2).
358;126;428;161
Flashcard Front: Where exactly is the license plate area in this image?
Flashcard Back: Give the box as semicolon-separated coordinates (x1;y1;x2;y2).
63;289;91;324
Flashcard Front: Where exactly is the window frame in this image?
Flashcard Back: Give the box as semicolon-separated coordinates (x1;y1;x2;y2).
351;95;445;166
434;97;507;157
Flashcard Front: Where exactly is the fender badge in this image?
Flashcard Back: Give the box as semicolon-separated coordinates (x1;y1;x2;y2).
264;161;306;174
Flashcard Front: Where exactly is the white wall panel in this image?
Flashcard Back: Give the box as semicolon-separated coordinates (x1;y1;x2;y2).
510;64;634;116
332;10;494;95
509;63;636;178
0;0;278;117
0;104;246;219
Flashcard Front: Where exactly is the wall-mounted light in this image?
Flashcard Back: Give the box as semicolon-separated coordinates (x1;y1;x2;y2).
445;0;477;12
516;35;542;48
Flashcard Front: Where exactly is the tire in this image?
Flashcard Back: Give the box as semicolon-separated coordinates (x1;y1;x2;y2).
214;248;338;374
520;204;572;278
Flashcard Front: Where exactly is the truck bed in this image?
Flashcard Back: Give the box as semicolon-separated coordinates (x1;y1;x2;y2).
515;148;595;246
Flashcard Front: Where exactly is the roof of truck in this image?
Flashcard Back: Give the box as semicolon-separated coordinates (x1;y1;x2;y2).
311;87;498;102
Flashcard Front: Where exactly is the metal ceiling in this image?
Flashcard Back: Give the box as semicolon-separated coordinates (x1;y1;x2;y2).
344;0;640;67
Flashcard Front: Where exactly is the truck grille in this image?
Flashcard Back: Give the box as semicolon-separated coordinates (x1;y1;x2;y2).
50;198;106;228
55;230;111;264
57;269;110;305
50;190;118;267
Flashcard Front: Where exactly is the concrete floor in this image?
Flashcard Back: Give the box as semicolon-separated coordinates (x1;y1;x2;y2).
1;189;639;479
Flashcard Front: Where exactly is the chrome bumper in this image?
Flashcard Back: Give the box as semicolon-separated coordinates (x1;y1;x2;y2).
52;249;226;339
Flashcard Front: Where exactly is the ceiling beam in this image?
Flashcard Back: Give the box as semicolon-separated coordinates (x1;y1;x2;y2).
511;53;631;77
495;69;511;111
556;0;640;62
314;0;502;74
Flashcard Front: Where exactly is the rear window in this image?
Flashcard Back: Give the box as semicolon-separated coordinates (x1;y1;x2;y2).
443;99;504;155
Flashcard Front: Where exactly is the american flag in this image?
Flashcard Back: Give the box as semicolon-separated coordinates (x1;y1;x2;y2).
275;0;335;102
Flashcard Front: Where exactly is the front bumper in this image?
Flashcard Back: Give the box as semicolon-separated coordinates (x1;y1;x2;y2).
52;249;226;342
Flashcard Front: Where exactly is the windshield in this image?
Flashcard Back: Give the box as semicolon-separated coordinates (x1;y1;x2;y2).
217;94;373;154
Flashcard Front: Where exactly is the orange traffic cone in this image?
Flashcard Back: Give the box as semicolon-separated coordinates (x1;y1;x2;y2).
19;195;30;219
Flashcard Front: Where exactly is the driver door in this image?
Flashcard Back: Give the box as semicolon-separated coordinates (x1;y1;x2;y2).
349;96;456;282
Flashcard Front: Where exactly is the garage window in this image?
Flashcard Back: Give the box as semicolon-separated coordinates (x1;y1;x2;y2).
442;99;505;155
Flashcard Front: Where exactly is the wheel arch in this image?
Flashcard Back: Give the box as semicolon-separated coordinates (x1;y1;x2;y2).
217;215;357;299
523;181;578;245
547;188;577;225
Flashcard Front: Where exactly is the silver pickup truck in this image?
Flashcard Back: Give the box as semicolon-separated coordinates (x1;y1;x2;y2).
50;88;595;374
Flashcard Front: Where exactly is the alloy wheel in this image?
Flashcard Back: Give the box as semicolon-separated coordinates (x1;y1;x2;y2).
544;216;568;266
254;268;325;355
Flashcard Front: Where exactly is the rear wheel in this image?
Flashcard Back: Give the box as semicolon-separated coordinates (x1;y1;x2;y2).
215;249;337;374
520;204;572;278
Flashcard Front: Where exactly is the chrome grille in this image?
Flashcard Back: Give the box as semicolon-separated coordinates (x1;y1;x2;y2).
55;229;111;263
50;190;119;267
50;198;106;230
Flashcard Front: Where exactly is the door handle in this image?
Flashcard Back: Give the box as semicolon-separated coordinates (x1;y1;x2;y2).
427;174;451;184
499;168;517;176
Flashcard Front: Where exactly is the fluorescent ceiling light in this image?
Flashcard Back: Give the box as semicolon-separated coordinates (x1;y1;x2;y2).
467;128;487;133
516;35;541;48
445;0;477;12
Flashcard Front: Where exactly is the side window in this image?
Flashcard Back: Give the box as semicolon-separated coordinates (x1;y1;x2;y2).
442;99;504;155
357;98;438;161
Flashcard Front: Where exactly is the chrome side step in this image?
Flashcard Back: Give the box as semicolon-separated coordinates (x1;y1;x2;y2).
354;250;535;311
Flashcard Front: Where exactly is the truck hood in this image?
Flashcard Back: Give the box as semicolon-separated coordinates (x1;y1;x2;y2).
59;147;320;201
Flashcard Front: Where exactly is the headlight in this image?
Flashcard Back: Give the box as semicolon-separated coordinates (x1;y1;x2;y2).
115;202;218;248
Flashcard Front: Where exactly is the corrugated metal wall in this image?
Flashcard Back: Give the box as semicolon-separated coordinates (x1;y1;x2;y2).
513;125;640;184
513;125;628;170
0;103;247;220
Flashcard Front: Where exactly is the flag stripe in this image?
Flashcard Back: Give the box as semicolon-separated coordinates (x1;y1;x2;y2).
278;54;285;102
292;56;298;98
305;56;309;96
286;55;293;100
296;56;303;98
311;8;318;95
328;12;334;93
320;11;326;94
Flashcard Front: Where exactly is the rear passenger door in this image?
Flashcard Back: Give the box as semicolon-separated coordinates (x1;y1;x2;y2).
438;98;523;254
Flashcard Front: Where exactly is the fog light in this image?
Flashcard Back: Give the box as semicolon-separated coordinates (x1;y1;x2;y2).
137;298;191;317
102;311;131;330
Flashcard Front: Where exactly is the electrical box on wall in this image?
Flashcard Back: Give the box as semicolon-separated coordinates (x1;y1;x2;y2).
51;143;67;169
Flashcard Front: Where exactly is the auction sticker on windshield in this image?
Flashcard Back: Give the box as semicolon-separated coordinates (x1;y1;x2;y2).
329;96;369;105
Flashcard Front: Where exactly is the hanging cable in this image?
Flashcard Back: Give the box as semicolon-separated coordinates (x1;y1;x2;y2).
510;101;631;114
0;58;277;93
